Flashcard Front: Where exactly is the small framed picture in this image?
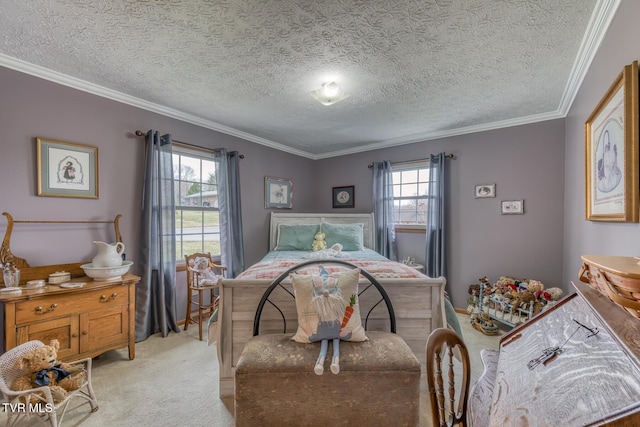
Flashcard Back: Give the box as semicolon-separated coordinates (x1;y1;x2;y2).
501;200;524;215
37;137;99;199
332;185;355;208
475;184;496;198
265;176;293;209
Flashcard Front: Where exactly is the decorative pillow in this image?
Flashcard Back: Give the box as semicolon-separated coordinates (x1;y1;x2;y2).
291;267;367;343
275;224;319;251
321;222;364;251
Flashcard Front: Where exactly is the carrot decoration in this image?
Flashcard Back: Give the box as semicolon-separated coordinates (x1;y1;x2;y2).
340;294;356;329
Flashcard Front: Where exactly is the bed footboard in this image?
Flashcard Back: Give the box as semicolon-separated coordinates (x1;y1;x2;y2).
216;276;446;398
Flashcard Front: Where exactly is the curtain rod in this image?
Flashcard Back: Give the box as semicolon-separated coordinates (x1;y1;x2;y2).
134;130;244;159
367;153;454;168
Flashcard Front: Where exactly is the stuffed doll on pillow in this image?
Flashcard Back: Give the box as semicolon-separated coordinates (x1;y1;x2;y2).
291;267;366;376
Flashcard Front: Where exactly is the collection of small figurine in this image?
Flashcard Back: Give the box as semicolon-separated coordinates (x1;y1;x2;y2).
467;275;564;334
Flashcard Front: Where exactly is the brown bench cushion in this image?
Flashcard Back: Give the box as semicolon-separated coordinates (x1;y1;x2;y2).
235;331;420;427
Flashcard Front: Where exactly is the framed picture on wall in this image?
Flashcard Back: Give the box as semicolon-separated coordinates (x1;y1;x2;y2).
36;137;99;199
474;184;496;198
501;200;524;215
265;176;293;209
585;60;639;222
332;185;355;208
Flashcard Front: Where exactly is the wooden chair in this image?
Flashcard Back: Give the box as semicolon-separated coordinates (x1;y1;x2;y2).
184;253;226;341
426;328;471;427
0;340;98;427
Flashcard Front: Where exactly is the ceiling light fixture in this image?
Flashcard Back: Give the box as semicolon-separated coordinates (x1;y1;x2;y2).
309;82;350;106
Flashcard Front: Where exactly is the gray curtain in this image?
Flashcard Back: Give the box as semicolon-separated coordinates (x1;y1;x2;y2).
136;130;179;342
371;160;397;260
424;153;460;336
425;152;447;278
425;153;447;277
214;149;245;277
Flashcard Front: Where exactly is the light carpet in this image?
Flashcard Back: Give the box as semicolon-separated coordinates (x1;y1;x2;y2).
1;312;501;427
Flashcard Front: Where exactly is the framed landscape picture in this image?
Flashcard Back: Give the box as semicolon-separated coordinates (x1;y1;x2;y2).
36;137;99;199
585;60;639;222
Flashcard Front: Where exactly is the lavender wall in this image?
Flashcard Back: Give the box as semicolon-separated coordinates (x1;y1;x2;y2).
564;0;640;285
315;120;566;308
0;66;315;321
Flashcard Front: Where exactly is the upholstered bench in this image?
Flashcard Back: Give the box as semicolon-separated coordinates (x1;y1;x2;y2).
235;330;421;427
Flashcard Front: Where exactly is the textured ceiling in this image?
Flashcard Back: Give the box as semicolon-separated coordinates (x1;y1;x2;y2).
0;0;616;159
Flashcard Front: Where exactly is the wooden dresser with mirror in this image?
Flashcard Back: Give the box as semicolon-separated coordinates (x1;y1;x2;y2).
0;212;139;361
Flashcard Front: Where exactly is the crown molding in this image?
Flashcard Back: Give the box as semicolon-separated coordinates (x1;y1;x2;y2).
557;0;621;114
0;54;313;159
312;110;565;160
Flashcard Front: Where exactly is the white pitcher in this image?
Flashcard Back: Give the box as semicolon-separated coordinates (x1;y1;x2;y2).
92;241;125;267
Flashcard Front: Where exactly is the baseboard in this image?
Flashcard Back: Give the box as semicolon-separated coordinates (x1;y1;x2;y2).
454;307;468;314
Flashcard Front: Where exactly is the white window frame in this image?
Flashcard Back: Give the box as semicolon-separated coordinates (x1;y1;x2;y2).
172;144;221;262
392;160;431;231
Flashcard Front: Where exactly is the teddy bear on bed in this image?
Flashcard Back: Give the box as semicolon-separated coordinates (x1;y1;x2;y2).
12;339;86;404
311;231;328;252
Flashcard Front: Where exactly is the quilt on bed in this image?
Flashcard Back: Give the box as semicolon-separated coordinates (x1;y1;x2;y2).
236;249;426;280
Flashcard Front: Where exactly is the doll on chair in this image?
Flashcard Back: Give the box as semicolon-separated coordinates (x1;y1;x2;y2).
193;257;221;287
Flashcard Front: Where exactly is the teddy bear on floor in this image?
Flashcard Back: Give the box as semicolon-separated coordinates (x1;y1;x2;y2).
511;289;536;310
12;339;86;404
526;279;545;294
540;287;564;312
311;231;327;251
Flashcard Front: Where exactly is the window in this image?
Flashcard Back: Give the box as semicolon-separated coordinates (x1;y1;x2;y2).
173;145;220;261
392;162;430;227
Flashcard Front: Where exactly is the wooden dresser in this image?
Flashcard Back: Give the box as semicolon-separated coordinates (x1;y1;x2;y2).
0;274;139;361
471;264;640;426
0;212;139;361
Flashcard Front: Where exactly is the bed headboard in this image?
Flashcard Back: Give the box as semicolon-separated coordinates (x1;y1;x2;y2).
269;212;376;251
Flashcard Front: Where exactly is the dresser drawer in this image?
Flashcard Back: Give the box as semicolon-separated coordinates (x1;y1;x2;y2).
15;287;129;324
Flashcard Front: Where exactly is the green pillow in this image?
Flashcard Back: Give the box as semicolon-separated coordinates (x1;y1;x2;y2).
322;223;364;251
275;224;319;251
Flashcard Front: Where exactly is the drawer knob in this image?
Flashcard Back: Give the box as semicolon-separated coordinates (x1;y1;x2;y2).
100;293;117;302
82;331;88;336
35;303;57;314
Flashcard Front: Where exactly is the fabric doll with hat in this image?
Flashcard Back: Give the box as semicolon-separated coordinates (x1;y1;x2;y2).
308;267;351;374
291;267;366;375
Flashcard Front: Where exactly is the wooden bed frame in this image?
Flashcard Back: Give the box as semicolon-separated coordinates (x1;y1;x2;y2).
215;212;446;398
